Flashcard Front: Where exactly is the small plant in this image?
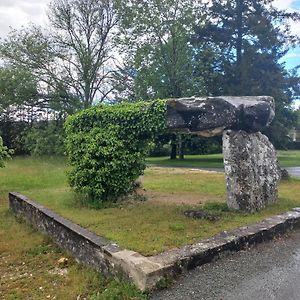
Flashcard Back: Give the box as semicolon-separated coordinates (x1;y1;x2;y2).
156;276;174;289
65;100;167;204
0;136;13;168
89;279;149;300
202;202;229;212
26;244;51;256
169;223;185;231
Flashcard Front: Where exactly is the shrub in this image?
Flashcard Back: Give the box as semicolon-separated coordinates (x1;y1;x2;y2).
23;122;65;156
0;120;65;155
0;136;13;168
65;100;167;203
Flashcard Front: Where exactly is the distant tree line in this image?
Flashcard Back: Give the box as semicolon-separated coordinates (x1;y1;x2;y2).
0;0;299;157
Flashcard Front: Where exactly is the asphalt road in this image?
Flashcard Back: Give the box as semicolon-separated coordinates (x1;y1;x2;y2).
151;229;300;300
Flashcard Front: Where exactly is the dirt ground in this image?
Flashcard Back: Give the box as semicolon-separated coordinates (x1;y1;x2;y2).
146;191;224;206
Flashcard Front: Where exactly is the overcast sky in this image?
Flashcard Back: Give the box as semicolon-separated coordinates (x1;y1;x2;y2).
1;0;299;63
0;0;299;106
0;0;299;35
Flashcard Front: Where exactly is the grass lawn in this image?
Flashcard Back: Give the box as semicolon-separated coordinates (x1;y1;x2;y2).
146;150;300;168
0;156;300;259
0;157;147;300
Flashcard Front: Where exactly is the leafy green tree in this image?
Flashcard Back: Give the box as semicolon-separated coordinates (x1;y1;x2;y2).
0;66;38;112
115;0;206;100
0;0;119;155
0;27;81;115
0;64;69;154
192;0;300;147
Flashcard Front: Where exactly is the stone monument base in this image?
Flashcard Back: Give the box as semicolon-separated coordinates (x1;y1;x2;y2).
223;130;281;212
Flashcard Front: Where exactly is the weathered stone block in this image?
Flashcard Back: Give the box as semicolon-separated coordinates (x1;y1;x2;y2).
223;130;281;212
166;96;275;136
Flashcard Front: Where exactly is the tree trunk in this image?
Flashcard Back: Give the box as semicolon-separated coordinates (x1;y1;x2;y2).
170;134;177;160
236;0;243;93
178;134;185;160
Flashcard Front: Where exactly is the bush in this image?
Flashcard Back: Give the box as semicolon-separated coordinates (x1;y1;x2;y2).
23;122;65;156
0;120;29;155
0;136;13;168
65;100;167;203
0;120;65;155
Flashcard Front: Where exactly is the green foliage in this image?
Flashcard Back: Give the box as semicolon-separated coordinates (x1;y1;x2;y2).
23;122;65;156
296;109;300;129
114;0;206;100
192;0;300;147
26;244;51;256
89;280;149;300
65;100;167;202
0;136;13;168
0;121;27;155
0;120;65;156
169;223;185;232
0;66;38;110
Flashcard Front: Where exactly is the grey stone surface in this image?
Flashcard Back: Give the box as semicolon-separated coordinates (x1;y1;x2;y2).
223;130;281;212
166;96;275;137
10;192;300;292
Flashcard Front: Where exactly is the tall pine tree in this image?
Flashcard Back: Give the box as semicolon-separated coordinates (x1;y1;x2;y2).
192;0;300;147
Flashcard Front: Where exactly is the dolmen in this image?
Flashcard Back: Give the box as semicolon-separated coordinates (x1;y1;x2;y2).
166;96;281;212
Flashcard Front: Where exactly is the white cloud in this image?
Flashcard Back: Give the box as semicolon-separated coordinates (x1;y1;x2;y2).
284;51;300;59
273;0;300;36
273;0;295;10
293;99;300;109
0;0;49;38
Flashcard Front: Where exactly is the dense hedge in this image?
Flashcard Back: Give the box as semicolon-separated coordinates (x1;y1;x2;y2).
65;100;167;202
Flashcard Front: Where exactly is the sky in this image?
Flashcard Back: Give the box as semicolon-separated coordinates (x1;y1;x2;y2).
0;0;299;107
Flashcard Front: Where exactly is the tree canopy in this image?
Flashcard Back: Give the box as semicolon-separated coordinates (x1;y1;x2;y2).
0;0;299;152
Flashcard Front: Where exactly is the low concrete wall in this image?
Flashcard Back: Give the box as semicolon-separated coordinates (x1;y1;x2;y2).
9;192;300;291
9;192;170;291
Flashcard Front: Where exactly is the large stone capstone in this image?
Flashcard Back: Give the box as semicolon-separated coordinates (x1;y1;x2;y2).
166;96;275;137
223;130;281;212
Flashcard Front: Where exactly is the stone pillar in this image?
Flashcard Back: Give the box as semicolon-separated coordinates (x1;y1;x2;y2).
223;130;281;212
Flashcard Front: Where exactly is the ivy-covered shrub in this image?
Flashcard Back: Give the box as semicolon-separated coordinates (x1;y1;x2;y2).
65;100;167;203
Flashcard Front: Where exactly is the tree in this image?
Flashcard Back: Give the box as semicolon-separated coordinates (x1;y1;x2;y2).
0;66;39;114
191;0;300;147
48;0;118;107
115;0;206;100
297;109;300;128
193;0;300;93
0;0;118;110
